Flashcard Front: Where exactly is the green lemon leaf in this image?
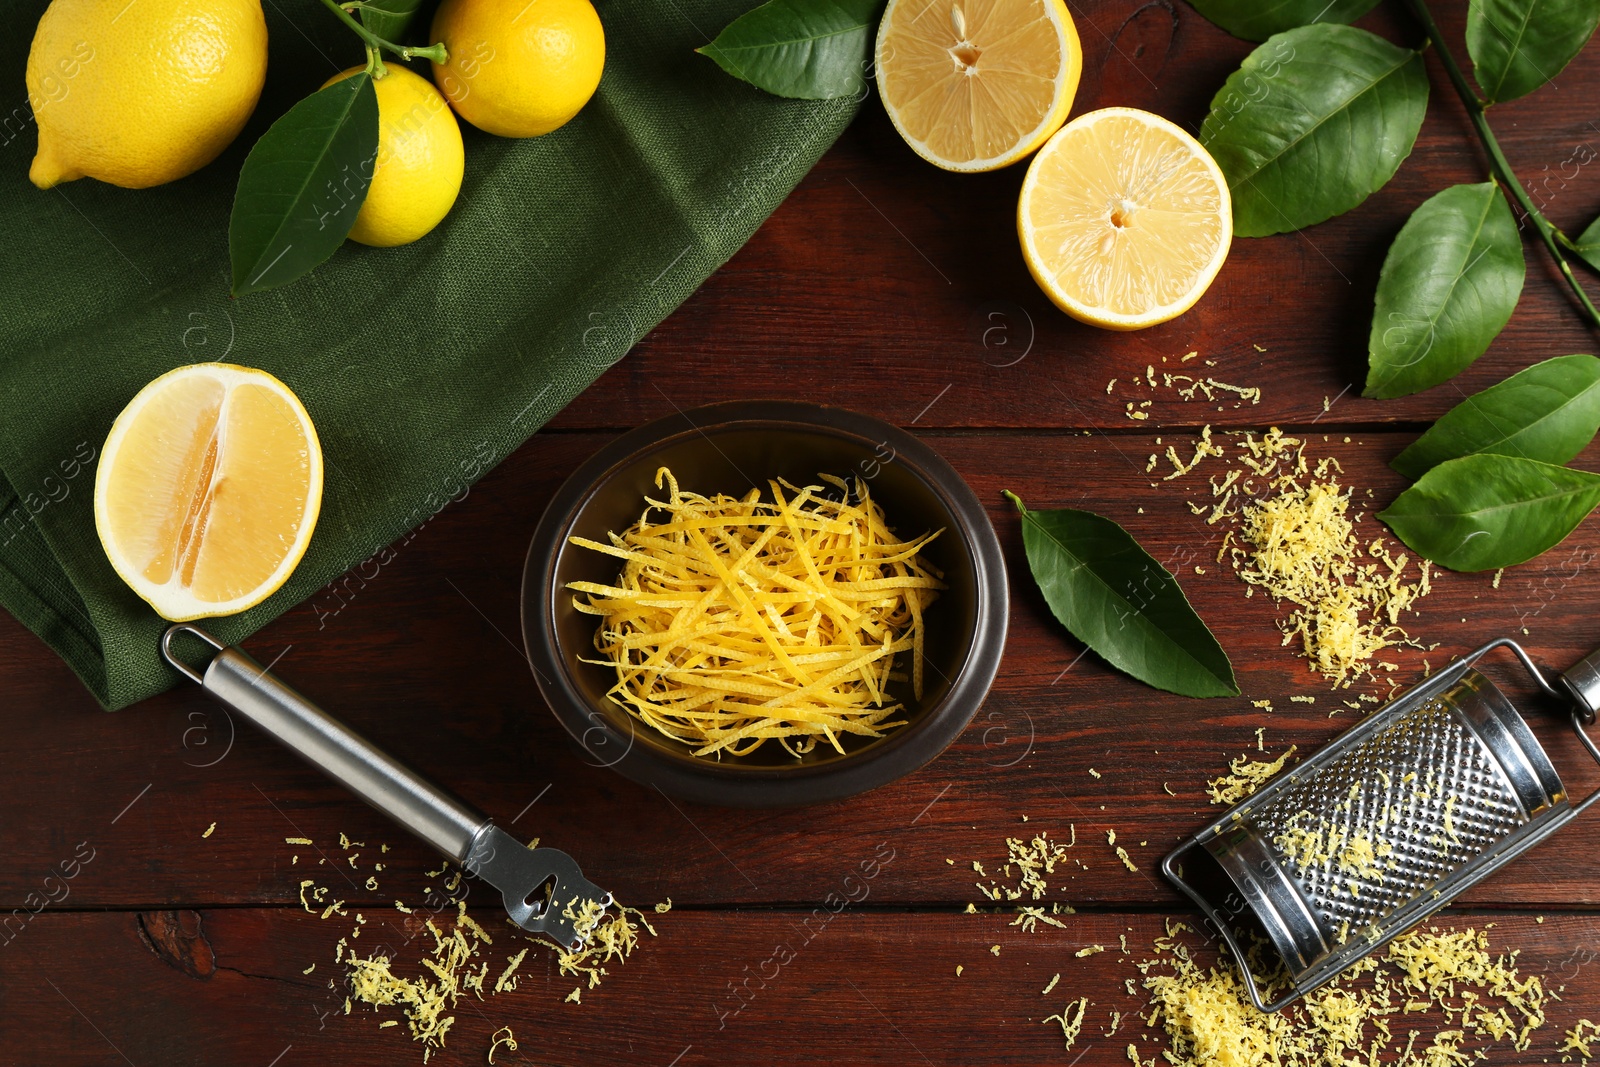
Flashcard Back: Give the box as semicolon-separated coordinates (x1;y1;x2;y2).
1467;0;1600;104
1378;454;1600;571
1199;25;1428;238
1572;214;1600;272
1188;0;1380;43
358;0;428;42
696;0;881;99
1392;355;1600;480
229;74;379;297
1364;182;1526;399
1003;491;1237;698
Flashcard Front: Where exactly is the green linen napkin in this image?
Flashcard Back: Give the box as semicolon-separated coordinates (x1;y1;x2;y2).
0;0;859;710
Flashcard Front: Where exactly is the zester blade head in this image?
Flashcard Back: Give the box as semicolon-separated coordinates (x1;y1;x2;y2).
1190;667;1569;1000
463;825;613;950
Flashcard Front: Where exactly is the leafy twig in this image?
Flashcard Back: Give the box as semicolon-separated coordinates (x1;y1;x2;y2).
1405;0;1600;329
316;0;448;69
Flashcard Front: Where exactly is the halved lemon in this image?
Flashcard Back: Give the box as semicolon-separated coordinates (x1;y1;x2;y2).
875;0;1081;173
1018;107;1232;330
94;363;323;621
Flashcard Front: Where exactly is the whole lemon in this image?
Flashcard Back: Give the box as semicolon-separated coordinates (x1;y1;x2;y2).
323;66;464;248
430;0;605;138
26;0;268;189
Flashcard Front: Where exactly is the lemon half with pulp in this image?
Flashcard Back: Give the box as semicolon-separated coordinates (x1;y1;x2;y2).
1018;107;1232;330
875;0;1081;172
94;364;323;621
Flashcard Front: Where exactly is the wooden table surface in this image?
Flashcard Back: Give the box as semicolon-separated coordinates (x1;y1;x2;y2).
10;3;1600;1064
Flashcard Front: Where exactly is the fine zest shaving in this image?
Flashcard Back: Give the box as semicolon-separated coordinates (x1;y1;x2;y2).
1162;425;1434;688
568;468;944;758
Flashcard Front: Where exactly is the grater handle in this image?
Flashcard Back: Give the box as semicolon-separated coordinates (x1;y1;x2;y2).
1558;647;1600;726
1518;640;1600;812
1562;704;1600;817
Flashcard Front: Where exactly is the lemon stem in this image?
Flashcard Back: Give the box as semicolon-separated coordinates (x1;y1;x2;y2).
1405;0;1600;330
317;0;449;65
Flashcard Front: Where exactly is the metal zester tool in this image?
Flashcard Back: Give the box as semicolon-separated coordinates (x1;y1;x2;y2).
161;624;611;950
1163;638;1600;1012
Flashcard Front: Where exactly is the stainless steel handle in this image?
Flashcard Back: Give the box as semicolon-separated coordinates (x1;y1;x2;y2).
1559;645;1600;725
160;624;612;949
172;627;487;862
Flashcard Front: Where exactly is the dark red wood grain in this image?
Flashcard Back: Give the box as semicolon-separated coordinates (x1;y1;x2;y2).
14;910;1600;1066
5;1;1600;1063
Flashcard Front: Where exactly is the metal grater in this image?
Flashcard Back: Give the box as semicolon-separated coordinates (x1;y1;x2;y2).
1164;638;1600;1012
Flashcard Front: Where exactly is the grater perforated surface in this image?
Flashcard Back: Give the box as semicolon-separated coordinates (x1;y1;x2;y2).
1247;696;1529;934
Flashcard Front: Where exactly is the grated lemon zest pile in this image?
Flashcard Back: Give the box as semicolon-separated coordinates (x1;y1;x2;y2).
1232;434;1431;686
960;831;1548;1067
1207;746;1297;805
555;897;656;991
342;894;655;1061
1164;426;1434;687
974;831;1074;902
343;904;484;1061
1136;924;1548;1065
568;468;944;758
311;833;659;1064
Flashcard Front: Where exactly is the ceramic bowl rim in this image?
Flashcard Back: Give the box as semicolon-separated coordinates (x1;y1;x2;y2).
520;400;1008;807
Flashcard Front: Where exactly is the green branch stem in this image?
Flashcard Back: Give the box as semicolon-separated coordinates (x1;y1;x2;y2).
317;0;448;67
1405;0;1600;329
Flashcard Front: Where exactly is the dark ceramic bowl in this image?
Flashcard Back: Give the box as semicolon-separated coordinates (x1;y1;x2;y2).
521;401;1008;806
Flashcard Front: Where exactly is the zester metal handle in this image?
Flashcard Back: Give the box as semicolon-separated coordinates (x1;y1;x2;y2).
167;625;486;860
160;624;611;949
